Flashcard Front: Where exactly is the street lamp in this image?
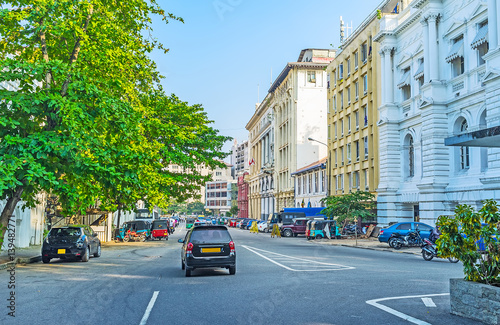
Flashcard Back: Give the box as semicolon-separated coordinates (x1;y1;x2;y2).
307;137;330;197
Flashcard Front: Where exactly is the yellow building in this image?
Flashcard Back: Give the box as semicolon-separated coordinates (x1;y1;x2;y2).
326;10;381;198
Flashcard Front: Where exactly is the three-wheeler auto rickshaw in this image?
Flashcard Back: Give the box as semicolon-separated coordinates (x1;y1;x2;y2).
151;220;169;240
115;220;151;242
185;218;195;230
306;220;339;240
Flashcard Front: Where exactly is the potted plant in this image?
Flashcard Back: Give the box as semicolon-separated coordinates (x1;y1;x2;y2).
437;199;500;324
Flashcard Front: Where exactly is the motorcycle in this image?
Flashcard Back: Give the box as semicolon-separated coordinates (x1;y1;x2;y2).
388;230;422;250
342;223;363;235
421;237;459;263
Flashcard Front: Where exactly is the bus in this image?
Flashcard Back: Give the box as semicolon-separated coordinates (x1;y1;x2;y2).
134;208;159;222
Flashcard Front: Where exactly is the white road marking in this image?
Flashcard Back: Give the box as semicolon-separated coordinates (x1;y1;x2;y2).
421;297;436;307
139;291;159;325
241;245;354;272
366;293;449;325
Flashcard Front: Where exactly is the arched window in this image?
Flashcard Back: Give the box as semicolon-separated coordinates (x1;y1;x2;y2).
460;120;470;169
409;136;414;177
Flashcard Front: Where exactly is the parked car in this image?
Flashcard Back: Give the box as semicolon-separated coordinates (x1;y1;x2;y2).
258;221;268;232
281;218;314;237
378;222;433;243
42;225;101;263
178;225;236;277
240;219;252;229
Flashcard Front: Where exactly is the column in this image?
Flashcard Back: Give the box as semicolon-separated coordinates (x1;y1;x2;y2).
491;0;500;49
384;47;394;103
421;18;430;83
380;50;386;104
428;14;439;81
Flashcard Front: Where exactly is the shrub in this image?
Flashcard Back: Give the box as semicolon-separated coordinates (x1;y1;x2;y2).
437;199;500;285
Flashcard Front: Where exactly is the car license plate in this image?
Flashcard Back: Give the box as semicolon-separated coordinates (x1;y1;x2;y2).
57;249;66;254
201;247;221;253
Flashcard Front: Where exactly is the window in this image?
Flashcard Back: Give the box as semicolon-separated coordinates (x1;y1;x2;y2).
364;169;368;190
334;121;337;139
399;67;411;101
460;120;470;169
340;91;344;109
408;136;414;177
473;21;489;66
333;70;337;85
307;71;316;83
347;115;351;134
355;140;359;161
347;58;351;76
341;146;344;165
355;111;359;130
322;170;326;192
328;125;331;140
333;95;337;112
337;174;344;190
334;149;338;167
448;35;464;77
355;82;359;100
363;105;368;127
347;143;351;163
347;86;351;104
302;175;306;194
396;223;411;231
315;172;319;193
338;63;344;81
348;172;352;190
354;171;359;189
297;177;301;195
361;43;368;62
340;118;344;136
363;74;368;94
354;52;359;70
364;136;368;158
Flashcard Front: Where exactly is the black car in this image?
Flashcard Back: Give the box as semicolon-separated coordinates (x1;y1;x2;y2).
42;225;101;263
178;225;236;277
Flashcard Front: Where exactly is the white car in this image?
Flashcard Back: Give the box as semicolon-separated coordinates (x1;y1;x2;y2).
258;221;268;233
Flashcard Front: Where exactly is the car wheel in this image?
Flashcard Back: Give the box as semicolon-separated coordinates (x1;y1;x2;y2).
42;257;50;264
185;268;191;277
294;233;298;237
388;237;397;248
94;244;101;258
181;259;185;270
283;229;293;237
315;234;323;239
307;236;311;240
81;247;90;262
229;266;236;275
448;257;459;263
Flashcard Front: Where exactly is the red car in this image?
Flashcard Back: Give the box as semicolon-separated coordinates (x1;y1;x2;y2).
229;219;238;227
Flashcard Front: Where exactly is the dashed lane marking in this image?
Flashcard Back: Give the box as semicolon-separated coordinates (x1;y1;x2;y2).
139;291;159;325
421;298;436;307
241;245;354;272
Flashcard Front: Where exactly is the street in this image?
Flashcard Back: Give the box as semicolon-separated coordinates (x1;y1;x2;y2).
0;225;482;325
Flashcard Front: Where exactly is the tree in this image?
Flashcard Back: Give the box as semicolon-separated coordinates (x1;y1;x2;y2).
320;191;376;225
0;1;229;246
187;202;205;215
228;205;239;217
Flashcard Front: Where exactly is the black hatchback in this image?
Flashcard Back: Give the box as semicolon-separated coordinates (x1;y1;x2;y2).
42;225;101;263
178;225;236;277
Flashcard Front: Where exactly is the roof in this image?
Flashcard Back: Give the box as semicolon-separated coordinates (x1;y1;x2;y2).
269;62;329;93
444;125;500;148
291;157;327;176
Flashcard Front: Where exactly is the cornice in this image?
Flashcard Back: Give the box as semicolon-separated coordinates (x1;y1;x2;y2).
394;11;422;36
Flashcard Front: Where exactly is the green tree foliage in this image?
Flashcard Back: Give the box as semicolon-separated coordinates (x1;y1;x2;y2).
228;205;239;217
187;202;205;215
437;200;500;285
320;191;376;224
0;1;230;245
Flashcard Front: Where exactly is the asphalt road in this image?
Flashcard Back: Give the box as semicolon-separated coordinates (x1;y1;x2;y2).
0;224;483;325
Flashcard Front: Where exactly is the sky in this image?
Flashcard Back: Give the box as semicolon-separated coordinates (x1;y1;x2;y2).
152;0;382;155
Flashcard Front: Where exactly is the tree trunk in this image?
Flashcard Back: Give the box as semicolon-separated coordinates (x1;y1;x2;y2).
116;205;122;229
0;186;24;250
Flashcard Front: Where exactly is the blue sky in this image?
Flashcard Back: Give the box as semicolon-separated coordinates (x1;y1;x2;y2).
153;0;381;154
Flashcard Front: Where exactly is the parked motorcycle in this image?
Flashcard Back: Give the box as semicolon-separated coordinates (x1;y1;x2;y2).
421;237;459;263
389;230;422;250
342;224;363;235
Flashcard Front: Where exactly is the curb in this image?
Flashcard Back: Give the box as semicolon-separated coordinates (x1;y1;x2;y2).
0;255;41;270
309;240;421;256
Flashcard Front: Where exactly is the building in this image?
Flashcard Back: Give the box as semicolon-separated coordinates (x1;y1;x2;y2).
246;95;275;220
231;139;249;177
166;163;212;204
237;172;249;219
204;162;235;215
291;157;328;208
374;0;500;226
326;8;382;201
271;49;335;211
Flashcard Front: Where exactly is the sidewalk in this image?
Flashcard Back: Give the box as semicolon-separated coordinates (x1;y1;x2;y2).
310;236;422;255
0;245;42;270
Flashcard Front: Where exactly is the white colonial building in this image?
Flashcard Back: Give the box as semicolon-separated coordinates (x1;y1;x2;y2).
291;157;328;208
374;0;500;226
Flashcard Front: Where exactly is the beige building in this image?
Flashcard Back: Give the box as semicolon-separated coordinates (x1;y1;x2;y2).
326;9;382;199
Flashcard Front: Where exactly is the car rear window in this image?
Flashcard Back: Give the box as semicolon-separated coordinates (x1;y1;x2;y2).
190;228;231;244
49;228;81;237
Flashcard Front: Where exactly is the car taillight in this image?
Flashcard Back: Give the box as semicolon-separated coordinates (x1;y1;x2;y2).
380;230;384;235
187;242;193;255
229;241;235;253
